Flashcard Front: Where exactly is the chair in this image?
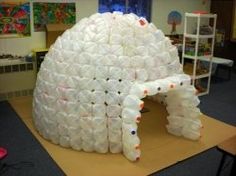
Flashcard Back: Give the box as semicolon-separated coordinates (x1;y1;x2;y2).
216;135;236;176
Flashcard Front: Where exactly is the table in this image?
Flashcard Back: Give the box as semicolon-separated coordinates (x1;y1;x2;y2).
199;56;234;80
216;135;236;176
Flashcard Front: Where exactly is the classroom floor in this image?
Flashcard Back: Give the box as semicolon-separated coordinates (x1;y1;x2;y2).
9;96;236;176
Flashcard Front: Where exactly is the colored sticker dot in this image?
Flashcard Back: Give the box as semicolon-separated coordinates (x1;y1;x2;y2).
139;19;145;26
140;103;144;109
136;117;141;123
144;90;148;95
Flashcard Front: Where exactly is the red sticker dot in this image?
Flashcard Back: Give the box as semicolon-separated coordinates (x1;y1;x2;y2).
139;19;145;26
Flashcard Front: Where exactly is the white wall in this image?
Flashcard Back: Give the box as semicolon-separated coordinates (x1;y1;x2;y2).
0;0;210;55
152;0;211;34
76;0;98;21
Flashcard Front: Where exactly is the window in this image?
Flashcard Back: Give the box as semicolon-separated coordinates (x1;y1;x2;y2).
98;0;152;22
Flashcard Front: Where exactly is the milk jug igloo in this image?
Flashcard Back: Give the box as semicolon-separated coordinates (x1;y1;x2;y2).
33;12;202;161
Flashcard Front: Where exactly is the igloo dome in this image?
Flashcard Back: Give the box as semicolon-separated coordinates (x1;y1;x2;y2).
33;12;202;162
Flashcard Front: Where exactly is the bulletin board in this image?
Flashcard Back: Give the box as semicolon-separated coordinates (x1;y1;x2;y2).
0;2;31;38
33;2;76;32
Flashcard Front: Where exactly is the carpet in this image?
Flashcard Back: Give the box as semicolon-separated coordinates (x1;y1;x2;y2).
0;101;65;176
9;96;236;176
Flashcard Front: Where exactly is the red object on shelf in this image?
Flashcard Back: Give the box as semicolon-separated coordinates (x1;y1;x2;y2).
0;147;7;159
192;11;208;14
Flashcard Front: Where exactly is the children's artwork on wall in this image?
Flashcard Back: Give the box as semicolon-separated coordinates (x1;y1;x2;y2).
0;2;31;38
167;11;182;35
33;2;76;32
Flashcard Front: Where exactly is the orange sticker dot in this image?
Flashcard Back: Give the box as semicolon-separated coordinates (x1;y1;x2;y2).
140;103;144;109
139;19;145;26
136;117;141;123
144;89;148;95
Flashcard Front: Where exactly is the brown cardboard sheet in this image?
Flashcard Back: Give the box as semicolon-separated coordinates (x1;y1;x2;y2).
9;96;236;176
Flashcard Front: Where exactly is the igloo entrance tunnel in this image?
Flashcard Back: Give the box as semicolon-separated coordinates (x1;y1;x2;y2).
33;12;202;161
